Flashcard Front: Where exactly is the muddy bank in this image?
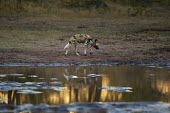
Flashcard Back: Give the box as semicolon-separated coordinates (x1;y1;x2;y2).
0;15;169;66
0;59;169;68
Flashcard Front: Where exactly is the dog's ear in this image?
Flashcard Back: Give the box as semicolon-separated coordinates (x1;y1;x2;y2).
94;39;98;43
92;39;99;49
94;39;99;45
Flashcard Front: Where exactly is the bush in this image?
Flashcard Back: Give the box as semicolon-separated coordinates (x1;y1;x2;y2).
59;0;106;9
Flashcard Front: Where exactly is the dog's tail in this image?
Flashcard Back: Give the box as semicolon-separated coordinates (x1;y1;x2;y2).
64;42;70;49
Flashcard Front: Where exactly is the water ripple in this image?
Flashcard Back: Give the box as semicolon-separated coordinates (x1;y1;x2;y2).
0;102;169;113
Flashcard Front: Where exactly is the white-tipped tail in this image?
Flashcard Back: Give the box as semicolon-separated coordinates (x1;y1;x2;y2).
64;43;70;49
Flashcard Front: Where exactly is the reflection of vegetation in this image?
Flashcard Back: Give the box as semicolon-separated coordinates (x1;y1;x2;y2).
0;66;170;105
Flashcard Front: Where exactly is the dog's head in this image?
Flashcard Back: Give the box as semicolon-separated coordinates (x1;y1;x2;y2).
91;39;99;49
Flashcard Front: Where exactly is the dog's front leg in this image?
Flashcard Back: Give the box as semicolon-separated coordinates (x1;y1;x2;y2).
84;45;88;55
90;46;93;55
74;44;80;56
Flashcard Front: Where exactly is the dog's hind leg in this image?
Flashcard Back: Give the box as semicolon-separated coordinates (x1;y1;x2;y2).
64;42;70;55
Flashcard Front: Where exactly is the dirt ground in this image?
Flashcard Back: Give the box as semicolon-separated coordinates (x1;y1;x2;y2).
0;14;169;66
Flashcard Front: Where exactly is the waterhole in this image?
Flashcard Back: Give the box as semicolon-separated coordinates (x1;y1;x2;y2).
0;65;169;112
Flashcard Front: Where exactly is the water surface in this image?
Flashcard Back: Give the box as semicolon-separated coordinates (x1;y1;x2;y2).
0;65;170;112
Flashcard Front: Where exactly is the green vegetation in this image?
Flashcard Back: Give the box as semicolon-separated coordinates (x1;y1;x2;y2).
0;0;169;17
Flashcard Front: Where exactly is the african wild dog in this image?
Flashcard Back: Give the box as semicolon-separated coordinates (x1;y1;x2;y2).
64;34;99;55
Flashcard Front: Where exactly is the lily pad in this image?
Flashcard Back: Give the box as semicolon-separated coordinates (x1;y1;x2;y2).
86;74;101;77
0;74;23;77
17;86;38;90
50;81;62;85
50;86;65;91
0;74;7;77
50;78;58;80
101;86;133;92
18;77;26;79
0;81;22;86
0;86;13;91
28;75;38;78
17;90;42;94
24;82;46;86
64;74;78;80
24;82;37;85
